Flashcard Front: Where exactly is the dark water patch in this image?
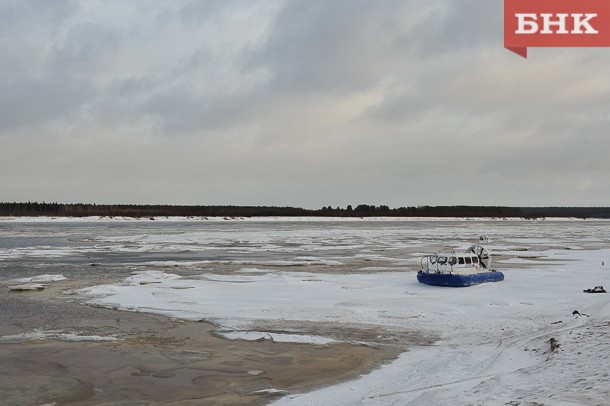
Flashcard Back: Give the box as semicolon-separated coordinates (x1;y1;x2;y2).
151;371;176;378
161;349;212;364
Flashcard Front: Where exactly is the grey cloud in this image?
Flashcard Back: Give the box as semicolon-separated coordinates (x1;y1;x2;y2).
0;1;79;78
405;0;504;56
49;21;121;75
0;0;79;34
178;0;242;26
142;87;262;135
0;2;112;135
1;0;609;207
0;78;94;135
248;0;415;95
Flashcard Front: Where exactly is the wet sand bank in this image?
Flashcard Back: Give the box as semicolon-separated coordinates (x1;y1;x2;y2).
1;279;422;405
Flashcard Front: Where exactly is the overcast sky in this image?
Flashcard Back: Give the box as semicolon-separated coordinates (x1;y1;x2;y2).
2;0;609;208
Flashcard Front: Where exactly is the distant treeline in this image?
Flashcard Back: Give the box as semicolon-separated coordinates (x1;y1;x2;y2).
1;202;610;218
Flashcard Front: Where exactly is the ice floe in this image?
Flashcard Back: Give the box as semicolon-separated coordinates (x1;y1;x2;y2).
0;329;118;343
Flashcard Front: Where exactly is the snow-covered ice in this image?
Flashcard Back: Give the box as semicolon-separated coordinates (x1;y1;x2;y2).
215;329;337;345
12;274;67;283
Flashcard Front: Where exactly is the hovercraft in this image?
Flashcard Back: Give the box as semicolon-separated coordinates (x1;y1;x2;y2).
417;244;504;287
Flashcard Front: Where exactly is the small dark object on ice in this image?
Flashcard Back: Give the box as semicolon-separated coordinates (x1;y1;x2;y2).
583;285;606;293
549;337;560;352
572;310;589;317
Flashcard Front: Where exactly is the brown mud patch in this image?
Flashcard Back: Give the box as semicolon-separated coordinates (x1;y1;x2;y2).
1;279;424;405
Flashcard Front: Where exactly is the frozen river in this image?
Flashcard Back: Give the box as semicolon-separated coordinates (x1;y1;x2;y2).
2;217;608;277
1;217;609;405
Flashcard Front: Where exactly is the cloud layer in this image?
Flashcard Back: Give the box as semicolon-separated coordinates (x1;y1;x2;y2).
2;0;609;207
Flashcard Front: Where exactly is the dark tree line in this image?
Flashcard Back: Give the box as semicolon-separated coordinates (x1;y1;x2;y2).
0;202;309;218
1;202;610;218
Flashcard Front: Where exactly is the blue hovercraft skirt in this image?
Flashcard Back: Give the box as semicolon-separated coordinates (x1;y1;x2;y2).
417;270;504;287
